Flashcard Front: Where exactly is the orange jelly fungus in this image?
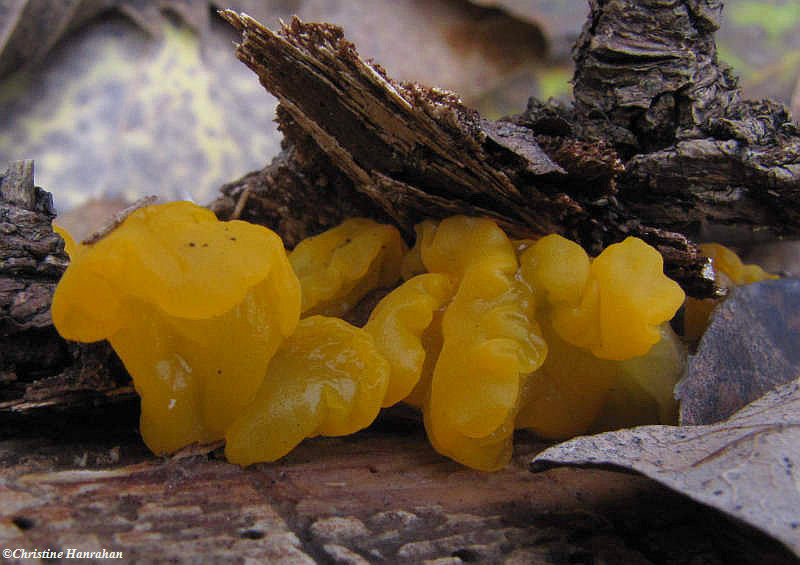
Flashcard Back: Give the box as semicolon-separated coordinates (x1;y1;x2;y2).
53;207;689;471
51;201;301;454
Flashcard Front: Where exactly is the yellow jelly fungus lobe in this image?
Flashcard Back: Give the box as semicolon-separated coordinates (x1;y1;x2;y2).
516;322;685;439
400;219;436;281
224;315;390;466
364;273;455;407
590;237;685;359
698;243;779;286
515;234;686;439
516;319;618;439
289;218;408;317
521;234;685;360
400;216;547;471
596;324;684;429
51;201;301;454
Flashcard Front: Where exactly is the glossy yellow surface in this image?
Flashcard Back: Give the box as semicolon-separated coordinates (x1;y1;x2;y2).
698;243;779;286
389;216;548;470
590;237;685;359
512;234;685;439
425;260;546;470
224;316;389;466
521;235;685;361
52;208;690;471
418;215;515;279
51;201;301;454
400;219;436;281
520;233;590;308
603;324;684;428
364;273;455;407
517;322;684;439
289;218;407;317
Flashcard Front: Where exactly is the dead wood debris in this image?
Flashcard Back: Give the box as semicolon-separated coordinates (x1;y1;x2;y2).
0;161;132;414
1;416;795;564
213;4;800;298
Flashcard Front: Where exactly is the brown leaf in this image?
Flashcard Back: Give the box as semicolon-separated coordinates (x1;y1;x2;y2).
677;279;800;425
530;376;800;558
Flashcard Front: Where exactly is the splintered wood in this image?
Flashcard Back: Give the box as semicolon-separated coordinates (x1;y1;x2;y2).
216;11;580;239
215;12;712;294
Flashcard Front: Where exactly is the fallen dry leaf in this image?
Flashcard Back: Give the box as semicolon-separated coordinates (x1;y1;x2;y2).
530;376;800;557
677;279;800;425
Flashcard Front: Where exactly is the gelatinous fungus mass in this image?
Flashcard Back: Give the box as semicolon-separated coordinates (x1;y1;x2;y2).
53;207;691;471
289;218;407;317
225;315;389;465
52;201;301;454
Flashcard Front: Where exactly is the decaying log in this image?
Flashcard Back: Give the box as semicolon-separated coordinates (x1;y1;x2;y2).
213;4;800;298
0;161;132;414
1;414;795;564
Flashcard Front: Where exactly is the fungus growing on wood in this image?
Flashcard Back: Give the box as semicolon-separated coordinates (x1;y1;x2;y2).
288;217;407;317
51;201;301;454
225;315;389;465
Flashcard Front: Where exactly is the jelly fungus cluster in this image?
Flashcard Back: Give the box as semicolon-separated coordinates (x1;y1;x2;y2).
53;202;722;470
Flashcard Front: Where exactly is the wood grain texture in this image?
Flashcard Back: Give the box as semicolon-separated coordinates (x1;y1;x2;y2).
1;411;793;564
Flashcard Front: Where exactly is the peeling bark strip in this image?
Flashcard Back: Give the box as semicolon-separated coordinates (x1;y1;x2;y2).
217;11;582;240
0;161;131;413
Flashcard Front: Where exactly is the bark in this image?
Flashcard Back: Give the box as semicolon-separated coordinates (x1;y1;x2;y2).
213;4;800;298
0;161;131;414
